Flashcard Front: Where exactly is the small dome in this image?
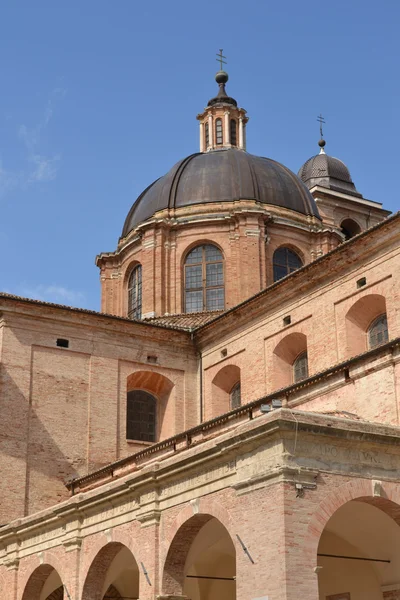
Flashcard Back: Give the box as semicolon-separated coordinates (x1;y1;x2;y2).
298;152;362;198
122;148;320;236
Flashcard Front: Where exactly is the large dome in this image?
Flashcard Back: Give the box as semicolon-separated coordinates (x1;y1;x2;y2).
122;148;320;236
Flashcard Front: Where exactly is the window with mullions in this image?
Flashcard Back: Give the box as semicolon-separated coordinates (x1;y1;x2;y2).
128;265;142;319
126;390;156;442
273;247;303;282
230;119;237;146
368;314;388;349
205;122;209;149
230;382;241;409
184;244;224;313
293;351;308;383
215;118;223;145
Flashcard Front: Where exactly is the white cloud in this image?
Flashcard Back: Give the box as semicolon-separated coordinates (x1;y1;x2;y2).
12;284;85;306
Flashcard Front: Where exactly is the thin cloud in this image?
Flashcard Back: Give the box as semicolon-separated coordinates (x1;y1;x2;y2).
9;284;85;306
18;86;66;183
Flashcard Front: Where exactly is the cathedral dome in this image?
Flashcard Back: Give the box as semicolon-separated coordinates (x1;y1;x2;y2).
122;148;320;236
298;142;362;198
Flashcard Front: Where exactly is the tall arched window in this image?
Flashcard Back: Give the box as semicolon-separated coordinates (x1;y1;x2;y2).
273;247;303;282
126;390;156;442
368;314;388;349
230;119;237;146
205;122;209;149
230;381;241;409
215;118;223;145
184;244;224;313
293;351;308;383
128;265;142;319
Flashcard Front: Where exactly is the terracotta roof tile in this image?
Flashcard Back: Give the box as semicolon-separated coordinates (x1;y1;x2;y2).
143;310;223;330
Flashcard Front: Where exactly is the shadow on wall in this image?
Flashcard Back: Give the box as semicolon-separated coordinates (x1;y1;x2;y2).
0;364;81;520
212;364;241;416
345;294;387;357
273;332;308;388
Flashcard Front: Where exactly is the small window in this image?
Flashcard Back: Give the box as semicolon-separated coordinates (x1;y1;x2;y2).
215;118;223;145
368;314;388;349
126;390;156;442
56;338;69;348
230;382;241;409
184;244;224;313
230;119;237;146
293;351;308;383
341;218;361;240
205;122;209;148
128;265;142;319
273;247;303;282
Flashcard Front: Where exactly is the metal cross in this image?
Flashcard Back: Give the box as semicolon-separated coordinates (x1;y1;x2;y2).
317;113;326;138
216;49;227;70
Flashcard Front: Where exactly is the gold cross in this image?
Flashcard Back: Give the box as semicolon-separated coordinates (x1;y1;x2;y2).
216;49;227;70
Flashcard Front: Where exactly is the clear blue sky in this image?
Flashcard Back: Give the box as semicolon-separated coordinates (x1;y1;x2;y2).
1;0;399;310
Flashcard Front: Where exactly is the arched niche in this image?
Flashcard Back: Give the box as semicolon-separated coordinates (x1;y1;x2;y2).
273;332;308;388
211;364;241;416
126;370;174;442
317;497;400;600
162;514;236;600
21;565;64;600
81;542;139;600
345;294;387;357
341;218;361;240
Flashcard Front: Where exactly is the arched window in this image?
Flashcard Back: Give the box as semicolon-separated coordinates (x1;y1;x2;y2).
341;218;361;240
293;351;308;383
184;244;224;313
230;381;241;409
273;247;303;282
126;390;156;442
230;119;237;146
128;265;142;319
368;314;388;349
205;122;209;149
215;118;223;145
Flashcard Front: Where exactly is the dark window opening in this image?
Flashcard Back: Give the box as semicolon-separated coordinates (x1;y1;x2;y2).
357;277;367;288
126;390;156;442
293;351;308;383
128;264;142;319
56;338;69;348
205;122;209;148
230;119;237;146
341;218;361;240
215;118;223;145
283;315;291;326
230;381;241;409
184;244;224;313
368;314;388;349
273;247;303;282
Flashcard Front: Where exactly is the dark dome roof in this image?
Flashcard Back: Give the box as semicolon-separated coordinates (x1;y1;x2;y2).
122;148;320;236
298;152;362;198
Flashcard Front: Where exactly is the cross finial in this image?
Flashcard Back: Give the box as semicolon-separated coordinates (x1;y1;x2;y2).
216;49;227;70
317;113;326;138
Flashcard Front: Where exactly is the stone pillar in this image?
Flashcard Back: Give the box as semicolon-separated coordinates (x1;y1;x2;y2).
224;111;230;145
239;117;244;149
208;114;213;149
199;122;204;152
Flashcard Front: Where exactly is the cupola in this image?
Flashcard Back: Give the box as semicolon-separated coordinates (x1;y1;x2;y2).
196;51;248;152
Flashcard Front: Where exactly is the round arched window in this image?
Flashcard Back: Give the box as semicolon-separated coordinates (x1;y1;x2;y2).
273;247;303;282
368;314;388;349
128;265;142;319
293;351;308;383
341;218;361;240
184;244;224;313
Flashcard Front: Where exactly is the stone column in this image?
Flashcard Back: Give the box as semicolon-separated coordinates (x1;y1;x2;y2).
208;114;213;149
224;111;230;145
239;117;244;149
199;122;204;152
